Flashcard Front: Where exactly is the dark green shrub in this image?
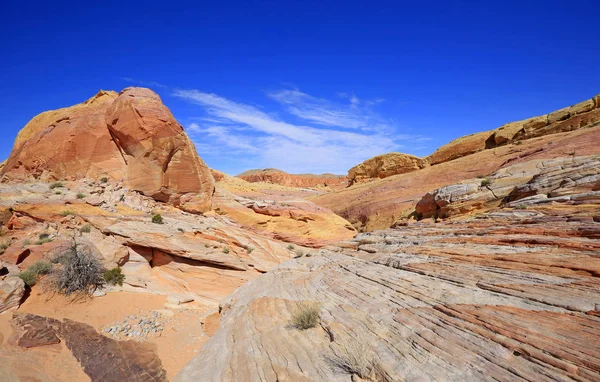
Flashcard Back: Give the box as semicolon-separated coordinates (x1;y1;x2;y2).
76;193;86;199
287;244;295;250
100;177;108;183
49;182;64;189
60;210;74;217
223;247;230;254
480;178;492;187
152;213;164;224
103;268;125;286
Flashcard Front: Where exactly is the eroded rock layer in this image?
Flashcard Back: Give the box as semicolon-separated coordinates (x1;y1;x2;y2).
348;152;428;184
1;87;214;212
237;168;348;190
177;194;600;381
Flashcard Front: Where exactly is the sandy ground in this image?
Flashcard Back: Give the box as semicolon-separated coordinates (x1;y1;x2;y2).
1;288;213;380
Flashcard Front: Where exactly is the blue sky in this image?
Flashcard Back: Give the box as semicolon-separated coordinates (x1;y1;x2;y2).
1;1;599;175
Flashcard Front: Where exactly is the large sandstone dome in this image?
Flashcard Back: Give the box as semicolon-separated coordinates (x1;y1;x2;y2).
1;87;214;212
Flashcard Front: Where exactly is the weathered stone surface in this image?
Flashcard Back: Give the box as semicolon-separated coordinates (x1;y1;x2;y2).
1;87;214;213
348;152;427;184
237;168;348;190
426;130;492;165
10;314;168;381
0;277;24;314
178;196;600;381
416;156;600;219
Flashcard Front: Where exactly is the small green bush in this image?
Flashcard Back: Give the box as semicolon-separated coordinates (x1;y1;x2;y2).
80;224;92;233
291;302;321;330
76;193;86;199
480;178;492;187
35;238;53;245
103;268;125;286
223;247;230;254
55;191;62;195
60;210;74;217
49;182;64;190
0;241;11;254
152;213;164;224
18;260;52;287
287;244;295;250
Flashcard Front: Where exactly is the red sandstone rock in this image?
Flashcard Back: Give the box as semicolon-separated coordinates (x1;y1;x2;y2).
1;87;214;213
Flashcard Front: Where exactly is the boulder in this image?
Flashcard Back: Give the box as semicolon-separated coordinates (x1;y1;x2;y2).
1;87;214;213
0;277;25;313
347;152;427;184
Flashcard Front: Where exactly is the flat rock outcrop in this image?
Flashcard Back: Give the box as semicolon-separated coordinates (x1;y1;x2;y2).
237;168;348;190
348;152;428;184
177;190;600;381
1;87;214;213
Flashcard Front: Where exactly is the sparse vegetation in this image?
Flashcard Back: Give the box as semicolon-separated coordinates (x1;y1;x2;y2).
515;140;522;145
22;239;31;247
0;240;11;254
18;260;52;287
39;233;50;240
60;209;74;217
177;227;185;233
287;244;295;250
515;203;528;210
294;249;304;258
76;193;86;199
49;182;64;189
55;191;62;195
223;247;230;254
100;177;108;183
480;178;492;187
290;302;321;330
246;245;254;253
103;267;125;286
80;224;92;233
152;213;164;224
327;339;378;379
46;241;105;296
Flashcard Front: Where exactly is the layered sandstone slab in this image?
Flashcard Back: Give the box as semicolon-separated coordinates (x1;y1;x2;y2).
426;93;600;165
237;168;348;190
177;198;600;381
348;152;428;184
1;87;214;212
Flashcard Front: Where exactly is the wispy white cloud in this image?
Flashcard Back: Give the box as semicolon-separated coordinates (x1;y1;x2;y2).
119;77;168;89
175;88;427;175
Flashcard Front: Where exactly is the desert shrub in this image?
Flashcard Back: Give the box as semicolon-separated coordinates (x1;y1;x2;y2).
100;177;108;183
76;193;86;199
36;237;53;245
80;224;92;233
18;260;52;287
0;240;11;254
291;302;321;330
103;267;125;286
152;213;164;224
223;247;230;254
39;233;50;240
246;245;254;254
294;249;304;258
55;191;62;195
22;239;31;247
49;182;64;189
480;178;492;187
287;244;295;250
327;339;377;379
60;210;74;217
47;241;105;296
177;227;185;232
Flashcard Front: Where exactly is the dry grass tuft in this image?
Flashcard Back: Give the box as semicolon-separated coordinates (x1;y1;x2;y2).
290;302;321;330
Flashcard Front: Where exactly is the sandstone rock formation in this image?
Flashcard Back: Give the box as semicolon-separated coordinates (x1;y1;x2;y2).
312;124;600;231
213;170;356;247
416;155;600;219
177;187;600;381
348;152;427;184
237;168;348;190
0;277;24;314
1;87;214;213
426;93;600;165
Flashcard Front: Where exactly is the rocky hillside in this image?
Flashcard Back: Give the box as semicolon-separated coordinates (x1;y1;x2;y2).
348;152;427;185
237;168;348;190
312;93;600;231
1;87;214;213
177;156;600;381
